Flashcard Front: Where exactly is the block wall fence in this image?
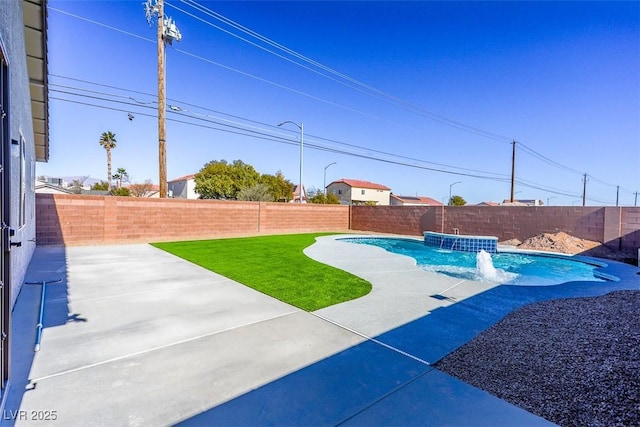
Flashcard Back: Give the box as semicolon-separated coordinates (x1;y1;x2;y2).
36;194;640;254
35;194;350;245
350;205;640;254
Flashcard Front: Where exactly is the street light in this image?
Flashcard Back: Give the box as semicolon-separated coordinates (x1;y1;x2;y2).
449;181;461;206
278;121;304;203
547;197;556;206
323;162;337;198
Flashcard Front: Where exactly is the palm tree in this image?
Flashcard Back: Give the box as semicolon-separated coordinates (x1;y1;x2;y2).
99;131;117;190
113;167;129;188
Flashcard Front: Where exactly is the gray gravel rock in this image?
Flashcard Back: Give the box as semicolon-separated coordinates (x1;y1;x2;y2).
435;291;640;427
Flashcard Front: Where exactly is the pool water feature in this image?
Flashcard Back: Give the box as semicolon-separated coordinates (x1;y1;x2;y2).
475;250;518;283
425;231;498;253
342;237;610;286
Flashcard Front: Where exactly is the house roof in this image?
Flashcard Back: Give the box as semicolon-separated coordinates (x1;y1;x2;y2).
24;0;49;161
168;174;196;182
476;201;500;206
329;179;391;191
391;195;443;205
292;185;307;201
35;182;74;194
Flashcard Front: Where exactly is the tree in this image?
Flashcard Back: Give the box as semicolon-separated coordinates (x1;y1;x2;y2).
237;183;274;201
129;180;155;197
449;195;467;206
112;167;129;188
259;170;293;202
91;181;109;191
308;192;340;204
110;187;131;196
194;159;260;199
99;131;117;190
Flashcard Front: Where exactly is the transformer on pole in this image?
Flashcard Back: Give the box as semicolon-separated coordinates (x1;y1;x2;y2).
144;0;182;197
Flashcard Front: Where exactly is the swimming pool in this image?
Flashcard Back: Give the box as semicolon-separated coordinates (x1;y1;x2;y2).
341;237;612;286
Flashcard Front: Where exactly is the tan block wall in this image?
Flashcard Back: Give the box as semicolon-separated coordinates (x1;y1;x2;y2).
36;194;350;246
351;205;639;253
36;195;640;254
620;207;640;251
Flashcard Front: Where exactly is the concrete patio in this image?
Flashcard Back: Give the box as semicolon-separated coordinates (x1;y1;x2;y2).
2;235;638;426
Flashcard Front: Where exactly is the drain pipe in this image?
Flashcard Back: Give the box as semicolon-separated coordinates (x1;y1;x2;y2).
25;279;62;352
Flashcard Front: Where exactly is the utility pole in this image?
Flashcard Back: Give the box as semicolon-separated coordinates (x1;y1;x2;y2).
616;185;619;207
634;191;639;207
145;0;181;198
510;140;516;203
582;173;588;206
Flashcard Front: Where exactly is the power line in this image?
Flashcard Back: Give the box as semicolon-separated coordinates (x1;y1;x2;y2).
49;6;632;193
175;0;635;197
51;89;600;199
171;0;515;143
49;77;623;203
55;74;626;201
47;8;634;203
49;80;510;179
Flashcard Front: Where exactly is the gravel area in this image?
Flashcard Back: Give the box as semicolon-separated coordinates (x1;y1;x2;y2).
436;291;640;427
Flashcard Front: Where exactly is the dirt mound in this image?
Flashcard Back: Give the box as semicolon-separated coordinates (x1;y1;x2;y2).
516;232;633;262
517;232;600;254
499;238;522;247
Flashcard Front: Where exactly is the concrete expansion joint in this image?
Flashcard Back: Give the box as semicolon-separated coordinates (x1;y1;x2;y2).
334;368;435;426
311;312;431;367
29;310;299;385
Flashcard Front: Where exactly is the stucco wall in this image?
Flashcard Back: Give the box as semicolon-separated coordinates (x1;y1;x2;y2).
0;0;38;308
168;178;198;199
327;182;352;205
327;183;390;205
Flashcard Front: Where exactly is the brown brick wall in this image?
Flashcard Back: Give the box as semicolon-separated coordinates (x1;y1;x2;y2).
36;194;350;246
36;195;640;253
351;205;639;253
349;206;443;236
259;203;350;233
443;206;605;243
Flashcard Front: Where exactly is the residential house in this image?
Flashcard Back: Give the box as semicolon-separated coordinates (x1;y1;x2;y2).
475;201;500;206
0;0;47;394
35;180;74;195
168;174;198;199
291;184;307;203
326;179;391;205
390;195;443;206
502;199;544;206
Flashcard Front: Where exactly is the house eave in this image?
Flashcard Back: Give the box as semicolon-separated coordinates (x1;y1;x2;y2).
23;0;49;162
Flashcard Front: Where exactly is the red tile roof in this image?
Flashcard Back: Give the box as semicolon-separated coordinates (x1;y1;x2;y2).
292;185;307;200
391;195;443;205
168;174;196;182
329;179;391;191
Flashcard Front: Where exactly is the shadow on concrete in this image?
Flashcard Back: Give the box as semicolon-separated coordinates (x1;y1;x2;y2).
2;246;70;426
176;258;639;425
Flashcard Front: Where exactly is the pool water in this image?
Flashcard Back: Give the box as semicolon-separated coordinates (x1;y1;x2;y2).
343;237;608;286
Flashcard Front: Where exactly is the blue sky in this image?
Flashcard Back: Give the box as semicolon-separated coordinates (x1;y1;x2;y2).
41;1;639;205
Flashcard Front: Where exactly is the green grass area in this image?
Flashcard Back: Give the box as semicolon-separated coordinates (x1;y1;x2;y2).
152;233;371;311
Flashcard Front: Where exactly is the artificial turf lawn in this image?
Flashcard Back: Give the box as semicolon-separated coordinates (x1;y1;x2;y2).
152;233;372;311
